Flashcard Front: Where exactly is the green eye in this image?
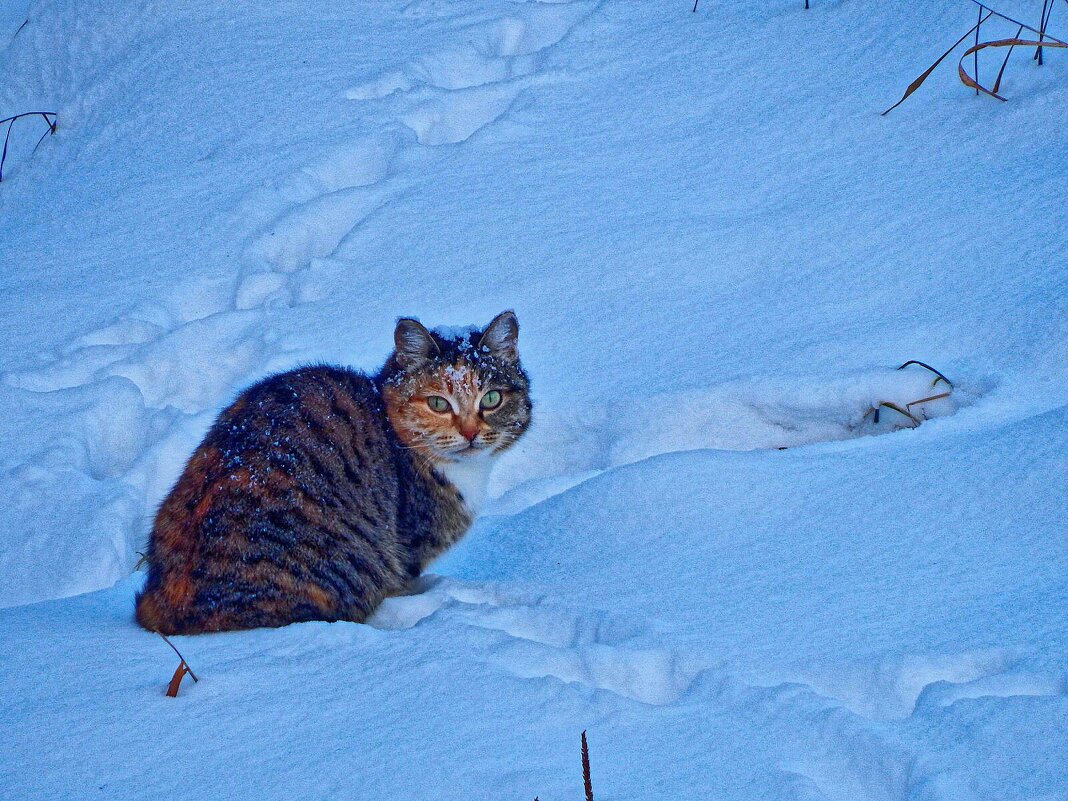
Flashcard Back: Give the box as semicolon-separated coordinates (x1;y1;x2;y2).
480;390;503;410
427;396;450;413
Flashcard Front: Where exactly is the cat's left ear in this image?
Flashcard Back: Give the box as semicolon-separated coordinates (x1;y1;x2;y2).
394;318;439;369
480;310;519;363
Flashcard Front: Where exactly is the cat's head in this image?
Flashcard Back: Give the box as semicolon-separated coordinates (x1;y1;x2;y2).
379;311;531;463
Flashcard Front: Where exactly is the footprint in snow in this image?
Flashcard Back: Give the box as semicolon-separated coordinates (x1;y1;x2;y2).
370;576;700;705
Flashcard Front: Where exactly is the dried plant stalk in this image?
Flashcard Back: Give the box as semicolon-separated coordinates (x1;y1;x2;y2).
884;2;1068;114
881;11;993;115
992;24;1025;93
906;392;952;411
159;633;199;697
958;37;1068;100
581;731;593;801
897;360;953;388
877;402;920;426
166;662;193;697
0;111;57;182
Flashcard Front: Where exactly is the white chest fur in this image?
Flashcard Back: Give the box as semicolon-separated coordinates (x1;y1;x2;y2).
434;453;497;514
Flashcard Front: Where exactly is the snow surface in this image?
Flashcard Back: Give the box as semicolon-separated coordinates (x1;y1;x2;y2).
2;1;1067;799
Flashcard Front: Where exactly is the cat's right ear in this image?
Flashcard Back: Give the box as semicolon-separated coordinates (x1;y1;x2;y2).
394;318;439;369
480;310;519;363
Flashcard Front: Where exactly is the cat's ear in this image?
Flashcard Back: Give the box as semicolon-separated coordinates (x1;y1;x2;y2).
480;310;519;363
394;318;439;368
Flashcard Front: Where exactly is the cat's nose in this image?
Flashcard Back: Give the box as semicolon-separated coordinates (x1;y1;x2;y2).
459;424;479;442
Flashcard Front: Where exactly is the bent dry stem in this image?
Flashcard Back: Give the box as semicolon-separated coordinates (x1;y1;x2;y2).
158;633;199;697
883;2;1068;113
0;112;57;182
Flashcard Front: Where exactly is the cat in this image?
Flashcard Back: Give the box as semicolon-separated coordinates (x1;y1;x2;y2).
135;311;531;634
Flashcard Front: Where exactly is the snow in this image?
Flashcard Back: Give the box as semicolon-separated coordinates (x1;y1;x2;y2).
2;1;1067;799
432;323;482;340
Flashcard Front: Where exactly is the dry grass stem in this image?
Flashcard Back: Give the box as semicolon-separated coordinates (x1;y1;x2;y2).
158;633;199;697
0;111;57;182
897;360;953;388
884;3;1068;113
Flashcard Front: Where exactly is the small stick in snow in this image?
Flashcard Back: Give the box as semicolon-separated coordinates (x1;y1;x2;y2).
159;633;199;697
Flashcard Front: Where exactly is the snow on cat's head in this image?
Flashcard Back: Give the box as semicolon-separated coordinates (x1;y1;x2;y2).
379;311;532;463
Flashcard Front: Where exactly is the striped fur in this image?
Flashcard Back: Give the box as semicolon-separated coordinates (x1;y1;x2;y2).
135;313;530;634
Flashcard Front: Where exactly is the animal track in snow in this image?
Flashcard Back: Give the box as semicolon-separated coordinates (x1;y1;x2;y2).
398;80;533;145
247;182;397;273
792;648;1064;722
347;2;596;145
2;0;603;598
604;364;970;464
912;669;1065;711
491;637;698;705
240;131;403;275
370;576;699;705
757;652;1066;801
368;584;1064;800
246;0;599;280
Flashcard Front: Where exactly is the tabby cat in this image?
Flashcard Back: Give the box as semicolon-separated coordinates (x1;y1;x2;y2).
135;311;530;634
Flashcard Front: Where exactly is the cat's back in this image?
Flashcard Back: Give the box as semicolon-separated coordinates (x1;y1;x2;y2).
136;365;408;634
219;365;388;454
204;365;397;503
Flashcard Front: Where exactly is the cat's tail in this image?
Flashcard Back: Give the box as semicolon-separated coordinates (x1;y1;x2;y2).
134;557;196;634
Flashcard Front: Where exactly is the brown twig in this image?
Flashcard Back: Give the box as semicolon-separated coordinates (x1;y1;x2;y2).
167;663;193;697
159;633;199;697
